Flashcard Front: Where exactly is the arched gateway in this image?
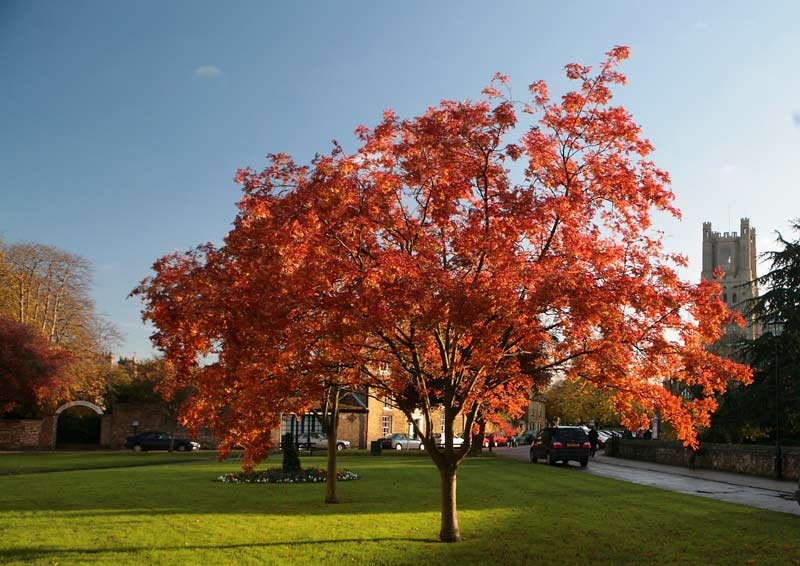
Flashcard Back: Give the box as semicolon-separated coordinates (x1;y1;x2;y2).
50;401;108;448
55;400;104;416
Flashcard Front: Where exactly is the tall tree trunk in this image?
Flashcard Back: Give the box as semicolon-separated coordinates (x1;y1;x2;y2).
325;435;339;504
438;465;461;542
324;385;341;504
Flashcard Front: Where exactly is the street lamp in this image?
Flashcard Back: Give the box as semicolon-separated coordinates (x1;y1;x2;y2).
769;319;784;479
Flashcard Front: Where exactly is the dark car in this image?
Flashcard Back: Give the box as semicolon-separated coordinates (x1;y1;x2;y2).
529;426;590;467
124;431;201;452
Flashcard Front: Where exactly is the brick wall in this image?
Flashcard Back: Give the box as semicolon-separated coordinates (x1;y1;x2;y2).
0;420;44;449
110;403;219;449
337;411;368;449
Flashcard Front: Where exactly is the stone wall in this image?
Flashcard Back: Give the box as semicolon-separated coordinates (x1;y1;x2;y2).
607;437;799;481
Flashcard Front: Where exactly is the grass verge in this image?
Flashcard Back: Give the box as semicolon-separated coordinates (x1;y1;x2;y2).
0;450;797;565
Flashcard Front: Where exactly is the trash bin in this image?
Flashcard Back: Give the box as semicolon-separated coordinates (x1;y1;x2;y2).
370;440;383;455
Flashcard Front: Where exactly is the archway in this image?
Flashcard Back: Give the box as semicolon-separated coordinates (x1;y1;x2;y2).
54;401;104;448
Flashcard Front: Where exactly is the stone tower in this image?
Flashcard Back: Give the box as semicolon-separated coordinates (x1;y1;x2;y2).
701;218;759;344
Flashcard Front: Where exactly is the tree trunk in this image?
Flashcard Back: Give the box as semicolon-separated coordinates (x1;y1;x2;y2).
323;385;341;504
471;420;486;457
438;466;461;542
325;433;340;504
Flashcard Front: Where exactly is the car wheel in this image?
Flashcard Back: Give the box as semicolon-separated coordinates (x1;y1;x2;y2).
395;444;403;450
336;443;345;451
548;455;558;465
132;444;143;452
580;458;588;468
176;444;187;452
529;450;537;463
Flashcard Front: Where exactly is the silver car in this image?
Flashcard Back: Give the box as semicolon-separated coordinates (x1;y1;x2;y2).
380;433;425;450
297;432;351;451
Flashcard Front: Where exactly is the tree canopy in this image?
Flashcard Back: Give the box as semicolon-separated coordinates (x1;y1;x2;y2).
134;47;751;542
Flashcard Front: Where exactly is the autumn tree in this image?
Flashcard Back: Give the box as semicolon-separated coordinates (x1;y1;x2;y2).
135;47;750;543
545;378;621;428
0;241;121;406
132;207;361;492
0;317;73;416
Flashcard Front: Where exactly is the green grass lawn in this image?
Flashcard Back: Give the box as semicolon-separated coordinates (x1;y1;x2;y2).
0;450;797;565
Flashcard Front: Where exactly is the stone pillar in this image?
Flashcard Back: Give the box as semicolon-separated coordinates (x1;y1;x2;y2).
39;415;56;449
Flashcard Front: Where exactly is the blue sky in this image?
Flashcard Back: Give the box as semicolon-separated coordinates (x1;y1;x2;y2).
2;1;799;359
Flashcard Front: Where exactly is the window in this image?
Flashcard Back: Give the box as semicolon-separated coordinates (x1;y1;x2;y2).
280;414;319;437
382;415;392;436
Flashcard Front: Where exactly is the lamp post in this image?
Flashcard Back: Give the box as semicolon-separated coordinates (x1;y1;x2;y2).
769;319;784;479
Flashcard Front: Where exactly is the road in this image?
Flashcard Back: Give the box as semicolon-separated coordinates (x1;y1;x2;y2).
495;445;800;516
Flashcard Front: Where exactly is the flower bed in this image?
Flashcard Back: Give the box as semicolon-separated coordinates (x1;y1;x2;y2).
217;467;360;484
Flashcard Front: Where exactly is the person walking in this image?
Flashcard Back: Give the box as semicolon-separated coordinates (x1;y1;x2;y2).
588;425;599;457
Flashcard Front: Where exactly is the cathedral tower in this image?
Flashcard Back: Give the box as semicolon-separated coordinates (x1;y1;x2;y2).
701;218;759;343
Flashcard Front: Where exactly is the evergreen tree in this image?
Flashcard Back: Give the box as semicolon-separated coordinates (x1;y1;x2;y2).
707;220;800;445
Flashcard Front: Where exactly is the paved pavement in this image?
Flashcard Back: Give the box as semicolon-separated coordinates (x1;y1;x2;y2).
495;445;800;516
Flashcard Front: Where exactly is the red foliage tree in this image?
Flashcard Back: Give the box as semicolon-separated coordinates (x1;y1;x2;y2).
134;47;751;542
0;317;73;416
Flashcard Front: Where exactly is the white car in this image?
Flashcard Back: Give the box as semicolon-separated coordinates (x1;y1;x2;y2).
297;432;351;451
434;433;465;448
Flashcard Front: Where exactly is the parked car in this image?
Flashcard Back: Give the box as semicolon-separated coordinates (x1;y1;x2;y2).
513;430;539;446
296;431;351;451
434;433;465;448
596;430;614;448
482;432;511;448
380;433;424;450
529;426;590;467
124;431;200;452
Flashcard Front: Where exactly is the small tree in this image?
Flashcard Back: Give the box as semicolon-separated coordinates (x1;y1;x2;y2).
281;432;302;474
